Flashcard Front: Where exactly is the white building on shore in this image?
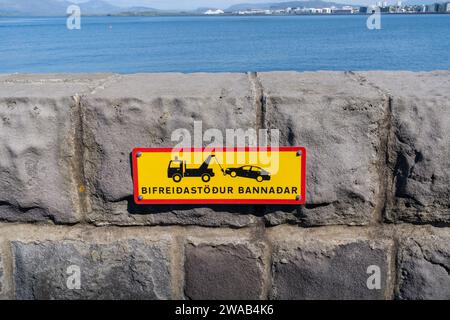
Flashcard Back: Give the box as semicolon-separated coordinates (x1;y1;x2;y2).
204;9;224;15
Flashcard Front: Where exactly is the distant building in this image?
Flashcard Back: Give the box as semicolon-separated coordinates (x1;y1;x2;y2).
332;6;354;14
417;5;427;13
359;6;369;13
232;2;449;16
426;3;439;12
237;9;269;15
438;2;450;12
395;1;404;13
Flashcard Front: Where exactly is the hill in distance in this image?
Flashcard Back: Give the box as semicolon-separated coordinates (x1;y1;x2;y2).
0;0;157;16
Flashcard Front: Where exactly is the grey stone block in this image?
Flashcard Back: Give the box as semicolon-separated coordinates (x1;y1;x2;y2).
13;239;172;299
397;234;450;300
184;240;266;300
0;74;113;224
259;72;387;226
271;235;392;300
358;71;450;224
82;73;259;227
0;97;80;223
0;74;112;99
2;71;448;228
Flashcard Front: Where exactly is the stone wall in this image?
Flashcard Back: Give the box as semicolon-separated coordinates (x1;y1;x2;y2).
0;71;449;299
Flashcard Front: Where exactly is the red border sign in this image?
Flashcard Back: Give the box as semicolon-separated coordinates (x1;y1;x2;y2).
132;147;306;205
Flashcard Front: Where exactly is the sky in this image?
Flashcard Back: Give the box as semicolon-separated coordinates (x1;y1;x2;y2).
68;0;416;10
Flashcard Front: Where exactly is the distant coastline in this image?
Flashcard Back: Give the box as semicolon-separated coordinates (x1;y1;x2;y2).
111;12;450;17
1;12;449;17
2;1;450;17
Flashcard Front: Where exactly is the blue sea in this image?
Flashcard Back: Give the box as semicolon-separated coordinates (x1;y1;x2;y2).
1;15;449;73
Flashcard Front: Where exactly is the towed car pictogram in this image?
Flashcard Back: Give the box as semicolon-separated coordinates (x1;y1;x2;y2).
224;165;271;182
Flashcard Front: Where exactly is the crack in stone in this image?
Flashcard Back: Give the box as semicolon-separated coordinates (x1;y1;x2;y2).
412;239;450;276
380;96;394;224
247;72;269;220
304;203;332;209
76;74;123;96
247;72;267;139
0;201;41;214
345;71;394;225
424;257;450;276
71;95;89;223
0;200;74;225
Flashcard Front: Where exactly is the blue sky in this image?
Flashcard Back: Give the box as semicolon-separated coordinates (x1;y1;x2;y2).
69;1;420;10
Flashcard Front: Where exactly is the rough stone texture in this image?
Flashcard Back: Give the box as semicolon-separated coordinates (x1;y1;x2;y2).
13;239;172;299
184;239;266;300
2;72;450;301
1;71;449;227
0;74;112;98
259;72;387;226
0;97;78;223
397;234;450;300
358;71;450;224
82;73;259;227
270;229;393;300
1;223;450;300
0;74;112;223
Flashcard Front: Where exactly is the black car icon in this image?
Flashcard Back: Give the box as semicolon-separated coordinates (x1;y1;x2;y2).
225;166;271;182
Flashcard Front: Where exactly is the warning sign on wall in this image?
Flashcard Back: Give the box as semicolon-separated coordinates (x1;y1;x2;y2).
132;147;306;205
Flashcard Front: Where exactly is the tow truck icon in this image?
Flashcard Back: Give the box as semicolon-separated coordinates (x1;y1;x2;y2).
167;154;271;183
168;154;217;183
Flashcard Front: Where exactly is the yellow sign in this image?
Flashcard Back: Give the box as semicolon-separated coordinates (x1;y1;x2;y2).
132;147;306;205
